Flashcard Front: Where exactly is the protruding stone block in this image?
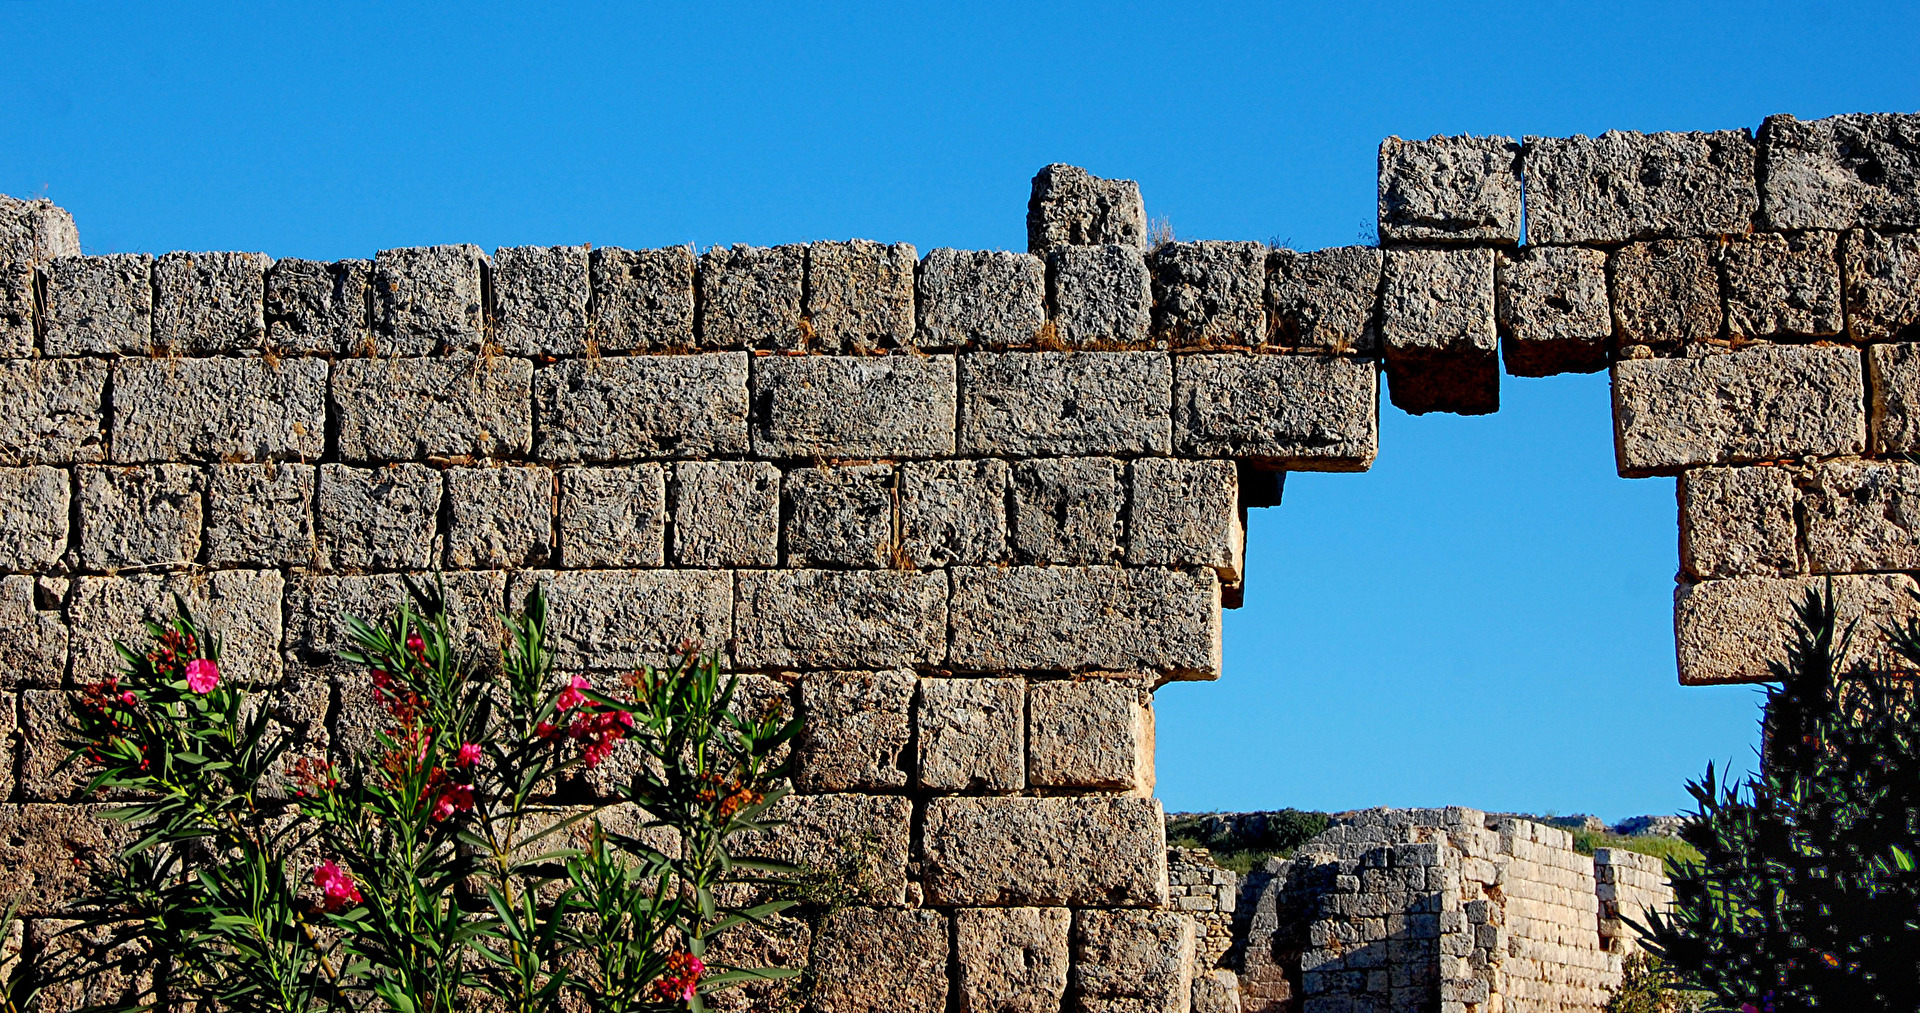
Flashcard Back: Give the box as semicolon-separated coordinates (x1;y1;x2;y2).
372;245;487;355
493;245;589;356
535;353;747;461
1377;135;1522;244
734;569;947;669
69;569;283;684
0;467;68;572
915;248;1047;348
0;196;80;263
588;246;696;351
77;464;203;571
1268;246;1381;354
950;566;1219;678
900;459;1009;567
0;263;31;356
0;805;132;915
807;240;917;353
1844;229;1920;343
1802;459;1920;573
511;569;732;670
1679;466;1798;580
956;907;1071;1013
446;466;553;569
811;908;950;1013
796;670;914;792
1050;244;1153;347
959;351;1171;455
205;463;316;568
0;359;104;465
41;254;152;355
1127;458;1241;580
736;793;913;905
1723;232;1842;338
921;796;1168;907
698;244;805;350
559;465;666;568
1010;457;1122;565
1072;909;1196;1013
1611;345;1865;476
785;463;895;568
111;357;327;463
151;251;271;353
1675;573;1920;685
334;355;533;462
1150;240;1266;347
315;463;441;572
1174;353;1376;471
671;460;779;567
1522;130;1758;244
916;677;1024;793
1495;246;1610;377
1610;238;1724;352
1759;112;1920;231
1381;247;1497;415
750;354;955;458
0;576;66;689
1029;679;1154;793
266;258;371;355
1028;164;1146;253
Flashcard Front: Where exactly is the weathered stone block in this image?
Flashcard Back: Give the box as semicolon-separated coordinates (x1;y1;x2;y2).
735;793;913;905
1378;135;1522;244
1759;112;1920;231
671;460;779;567
151;251;271;353
20;690;93;800
950;566;1219;678
1870;342;1920;453
588;246;696;351
1150;240;1266;347
1028;164;1146;252
446;466;553;569
1381;247;1497;415
697;244;805;350
494;245;588;356
0;576;67;689
921;796;1168;907
372;245;487;354
959;351;1171;455
899;458;1009;567
1522;130;1758;244
1191;970;1243;1013
69;569;283;684
111;357;327;463
0;196;79;264
1844;229;1920;343
0;263;31;356
916;248;1047;348
702;912;812;1012
1050;244;1153;347
1029;679;1154;793
41;254;152;355
535;353;747;461
510;569;732;670
0;805;132;914
283;571;505;667
0;692;13;800
917;677;1024;792
750;354;955;458
1610;238;1725;351
734;569;947;669
1174;353;1376;470
785;463;895;568
1611;345;1866;475
796;670;914;791
0;467;68;572
1802;459;1920;573
1127;458;1241;580
265;257;371;355
205;463;316;568
559;465;666;568
0;359;106;465
1679;466;1798;580
334;355;533;462
807;240;917;352
77;464;203;571
1072;909;1196;1013
956;907;1071;1013
1268;246;1381;354
1011;457;1122;565
1495;246;1610;377
1724;232;1842;338
315;463;441;572
811;907;950;1013
1675;573;1920;685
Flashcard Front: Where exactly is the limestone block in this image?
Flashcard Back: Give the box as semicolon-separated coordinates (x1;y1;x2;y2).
671;460;779;567
1175;352;1375;471
1844;229;1920;343
899;458;1010;567
1050;244;1153;347
1028;679;1154;792
110;357;327;463
1611;345;1866;475
1869;342;1920;453
20;689;91;800
40;254;152;355
372;244;487;354
0;805;131;914
76;464;202;571
0;576;66;689
785;463;895;568
0;692;12;800
1010;457;1122;564
1674;573;1920;685
558;465;666;568
950;566;1220;679
916;248;1047;348
69;569;284;684
334;354;533;462
697;243;805;350
1522;130;1758;243
735;793;913;905
265;257;371;355
959;351;1171;455
0;359;104;465
282;571;505;666
1381;247;1497;415
535;353;747;461
315;463;440;571
1495;246;1610;377
796;669;913;791
0;196;79;263
1127;458;1241;580
588;246;696;352
1028;164;1146;252
1268;246;1382;354
1613;238;1721;352
807;239;917;352
1378;134;1522;244
1678;466;1798;580
446;466;553;569
205;462;316;568
751;353;956;458
509;569;732;670
0;467;67;572
1759;112;1920;231
702;912;812;1013
734;569;947;669
27;916;153;1013
1802;459;1920;573
1150;241;1266;347
921;796;1168;907
0;262;31;356
493;244;588;356
916;677;1024;792
1072;909;1196;1013
151;250;271;353
1723;232;1843;338
1191;970;1244;1013
811;907;949;1013
955;907;1071;1013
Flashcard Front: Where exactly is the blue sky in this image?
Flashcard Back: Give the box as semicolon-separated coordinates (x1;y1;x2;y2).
4;2;1915;818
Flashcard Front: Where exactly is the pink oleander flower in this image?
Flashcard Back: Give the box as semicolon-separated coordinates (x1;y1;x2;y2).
185;658;220;694
119;690;138;706
405;633;425;655
314;860;362;912
650;952;705;1003
555;675;590;711
456;742;482;767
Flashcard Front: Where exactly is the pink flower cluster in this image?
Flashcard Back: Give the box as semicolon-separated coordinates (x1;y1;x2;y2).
185;658;220;695
314;860;361;912
536;676;635;768
650;951;704;1004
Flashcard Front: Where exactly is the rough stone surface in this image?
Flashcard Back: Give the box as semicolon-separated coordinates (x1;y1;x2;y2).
0;196;80;264
807;240;917;353
511;569;732;670
900;459;1010;568
785;463;895;568
959;351;1171;455
315;463;441;572
1802;459;1920;573
1610;238;1723;351
151;250;271;353
811;907;950;1013
1679;466;1798;580
1495;246;1610;377
750;354;956;458
1010;457;1122;564
1844;229;1920;343
265;257;371;355
1612;345;1866;475
69;569;284;684
955;907;1072;1013
1028;679;1154;793
917;677;1025;793
1759;112;1920;231
205;463;316;568
736;793;913;905
77;464;203;571
0;805;132;914
1150;241;1266;346
1523;130;1759;244
20;689;91;800
0;576;67;689
698;244;805;350
1675;573;1920;685
1050;244;1154;347
558;465;666;568
921;796;1168;907
535;353;747;461
372;245;487;355
283;571;505;668
796;669;914;791
1723;232;1843;338
1127;458;1241;580
494;245;589;356
0;467;69;572
735;569;947;669
1072;908;1197;1013
1377;134;1522;243
0;359;106;465
1174;353;1376;470
0;693;13;800
334;355;534;462
950;566;1219;678
1267;246;1381;354
111;357;327;463
916;248;1047;348
1028;164;1146;252
446;466;553;569
671;460;779;567
0;262;31;356
1870;342;1920;453
1380;247;1498;415
41;254;153;356
586;246;695;352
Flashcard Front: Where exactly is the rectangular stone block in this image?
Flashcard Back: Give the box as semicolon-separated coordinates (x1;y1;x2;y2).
1029;164;1146;252
69;569;284;684
899;458;1009;567
588;246;696;351
811;908;949;1013
151;250;271;353
1029;679;1154;793
1723;232;1842;338
1378;134;1522;244
1050;244;1153;347
671;460;779;567
0;576;66;689
559;465;666;568
915;248;1047;348
1674;573;1920;685
283;571;506;667
1678;466;1798;580
735;793;913;905
0;359;106;465
796;670;914;792
372;245;487;354
0;263;31;356
334;354;533;462
1174;353;1376;471
1844;229;1920;343
1495;246;1609;377
698;243;805;350
1268;246;1381;354
950;566;1220;679
1522;130;1758;244
750;354;955;458
535;353;747;461
0;467;67;572
1611;345;1865;476
959;351;1171;455
1612;238;1721;353
1870;342;1920;453
917;676;1024;792
315;463;441;572
921;796;1168;907
0;196;79;263
111;357;327;463
510;569;732;670
20;689;92;800
1802;459;1920;573
76;464;202;571
956;907;1071;1013
1759;112;1920;231
734;569;947;669
205;462;316;568
0;805;132;914
446;465;553;569
494;244;589;356
1150;240;1266;347
1381;247;1497;415
785;463;895;568
1072;909;1196;1013
1127;458;1241;581
1011;457;1122;565
265;257;371;355
807;239;917;353
40;254;152;355
0;692;12;800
